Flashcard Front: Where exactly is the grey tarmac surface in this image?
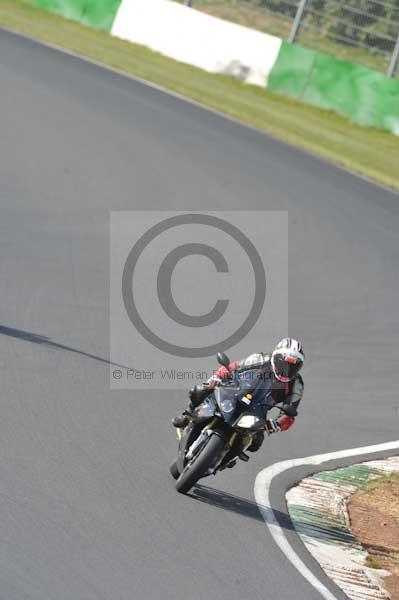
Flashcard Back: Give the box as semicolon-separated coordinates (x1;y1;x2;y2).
1;27;399;600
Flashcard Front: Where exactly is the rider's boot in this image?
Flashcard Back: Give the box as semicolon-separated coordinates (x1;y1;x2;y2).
172;385;212;428
172;410;191;428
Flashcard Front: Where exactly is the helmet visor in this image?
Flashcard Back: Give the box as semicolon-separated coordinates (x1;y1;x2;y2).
273;353;302;381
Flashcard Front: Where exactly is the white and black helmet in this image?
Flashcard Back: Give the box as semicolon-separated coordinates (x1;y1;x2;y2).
271;338;305;383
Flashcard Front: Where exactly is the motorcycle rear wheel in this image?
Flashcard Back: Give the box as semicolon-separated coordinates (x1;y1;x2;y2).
175;433;226;494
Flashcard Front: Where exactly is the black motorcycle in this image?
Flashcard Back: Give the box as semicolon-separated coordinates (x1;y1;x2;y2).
170;352;295;494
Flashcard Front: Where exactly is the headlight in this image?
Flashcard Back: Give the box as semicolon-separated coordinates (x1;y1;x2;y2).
236;415;260;428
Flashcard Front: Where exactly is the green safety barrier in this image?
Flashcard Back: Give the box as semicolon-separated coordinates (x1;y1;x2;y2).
268;41;399;134
23;0;399;135
25;0;122;31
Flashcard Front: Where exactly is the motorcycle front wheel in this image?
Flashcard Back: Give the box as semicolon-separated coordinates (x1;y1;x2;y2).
175;433;226;494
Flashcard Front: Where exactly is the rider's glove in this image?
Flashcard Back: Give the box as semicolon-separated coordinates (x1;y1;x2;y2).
207;375;223;386
265;419;281;435
217;365;230;379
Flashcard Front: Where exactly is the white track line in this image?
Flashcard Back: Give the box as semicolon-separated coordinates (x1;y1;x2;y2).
254;439;399;600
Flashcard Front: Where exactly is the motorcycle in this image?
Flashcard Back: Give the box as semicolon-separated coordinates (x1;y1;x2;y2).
170;351;296;494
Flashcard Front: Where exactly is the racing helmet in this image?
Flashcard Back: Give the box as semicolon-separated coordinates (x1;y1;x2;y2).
271;338;305;383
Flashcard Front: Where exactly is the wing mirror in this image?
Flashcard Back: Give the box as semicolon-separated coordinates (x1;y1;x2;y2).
216;352;231;370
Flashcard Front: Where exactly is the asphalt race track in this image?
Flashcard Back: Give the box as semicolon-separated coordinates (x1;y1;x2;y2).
1;28;399;600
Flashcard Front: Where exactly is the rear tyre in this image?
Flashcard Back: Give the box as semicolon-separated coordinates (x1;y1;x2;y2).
175;433;226;494
169;461;180;480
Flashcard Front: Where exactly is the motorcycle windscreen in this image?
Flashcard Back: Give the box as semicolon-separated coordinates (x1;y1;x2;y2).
236;368;261;389
236;369;275;416
246;371;275;408
214;386;239;422
192;396;217;419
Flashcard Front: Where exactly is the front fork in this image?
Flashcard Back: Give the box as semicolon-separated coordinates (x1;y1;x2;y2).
187;420;238;473
183;418;222;463
178;420;253;473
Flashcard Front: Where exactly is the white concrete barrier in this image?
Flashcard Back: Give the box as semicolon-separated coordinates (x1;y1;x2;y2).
111;0;282;86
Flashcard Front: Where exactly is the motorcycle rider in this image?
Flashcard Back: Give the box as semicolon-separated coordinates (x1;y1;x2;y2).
172;338;305;453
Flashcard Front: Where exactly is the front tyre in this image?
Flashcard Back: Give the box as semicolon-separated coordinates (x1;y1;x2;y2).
175;433;226;494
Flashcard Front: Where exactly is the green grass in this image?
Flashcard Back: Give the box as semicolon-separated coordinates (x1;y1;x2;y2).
365;556;383;570
360;472;399;493
1;0;399;190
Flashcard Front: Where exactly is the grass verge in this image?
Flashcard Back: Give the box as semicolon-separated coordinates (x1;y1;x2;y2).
361;472;399;493
1;0;399;191
348;473;399;599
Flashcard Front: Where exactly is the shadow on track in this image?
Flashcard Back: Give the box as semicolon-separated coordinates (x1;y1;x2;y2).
190;484;359;545
189;484;295;530
0;324;128;369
